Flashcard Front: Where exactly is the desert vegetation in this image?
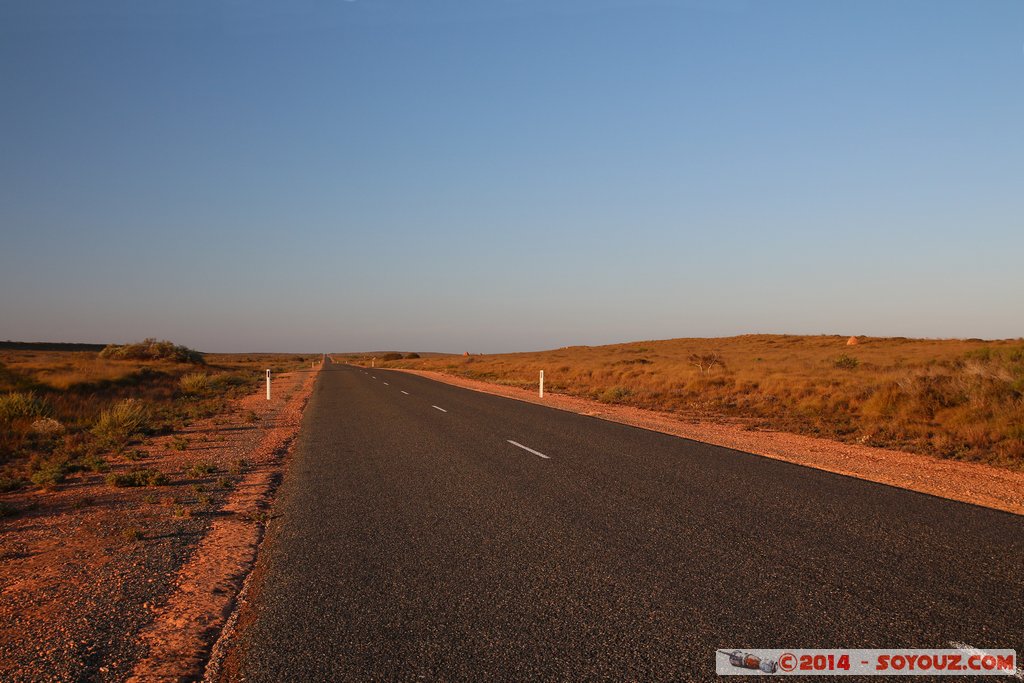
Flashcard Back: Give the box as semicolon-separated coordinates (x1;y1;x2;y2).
368;335;1024;468
99;338;205;364
0;342;312;492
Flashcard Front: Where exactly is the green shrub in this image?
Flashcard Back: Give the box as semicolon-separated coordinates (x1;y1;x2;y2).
29;458;68;488
0;475;27;492
179;373;211;395
77;453;109;473
93;399;151;447
834;355;860;370
106;468;169;487
188;462;218;477
404;353;421;359
381;353;403;361
99;338;205;364
211;372;249;389
0;392;51;422
599;386;632;403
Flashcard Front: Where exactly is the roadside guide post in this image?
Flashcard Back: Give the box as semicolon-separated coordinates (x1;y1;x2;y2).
266;369;271;400
540;370;544;398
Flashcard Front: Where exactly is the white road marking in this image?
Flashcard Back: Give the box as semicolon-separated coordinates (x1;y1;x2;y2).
383;382;389;386
371;376;376;379
950;642;1023;680
401;391;409;395
507;440;550;459
432;405;447;412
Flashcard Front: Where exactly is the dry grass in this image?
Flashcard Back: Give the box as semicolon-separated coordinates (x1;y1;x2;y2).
361;335;1024;469
0;346;313;489
92;399;152;449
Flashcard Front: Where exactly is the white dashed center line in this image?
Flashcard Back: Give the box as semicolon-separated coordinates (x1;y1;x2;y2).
432;405;447;413
401;391;409;395
383;382;389;386
507;440;550;459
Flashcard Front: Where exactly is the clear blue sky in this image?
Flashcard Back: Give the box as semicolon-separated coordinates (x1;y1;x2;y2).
1;0;1021;352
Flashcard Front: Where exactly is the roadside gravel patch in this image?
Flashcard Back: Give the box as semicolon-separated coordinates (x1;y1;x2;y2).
127;366;319;682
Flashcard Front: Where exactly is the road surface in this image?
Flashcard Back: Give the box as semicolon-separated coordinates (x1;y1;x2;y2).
229;359;1023;680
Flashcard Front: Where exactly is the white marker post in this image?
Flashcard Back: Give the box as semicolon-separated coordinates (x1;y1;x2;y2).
266;369;271;400
539;370;544;398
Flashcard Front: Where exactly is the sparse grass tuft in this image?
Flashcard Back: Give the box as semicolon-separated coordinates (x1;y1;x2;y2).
188;462;218;478
0;392;51;422
92;399;151;448
105;468;169;487
0;475;27;492
834;354;860;370
179;372;211;395
243;509;272;524
29;457;68;488
599;386;632;403
78;453;109;473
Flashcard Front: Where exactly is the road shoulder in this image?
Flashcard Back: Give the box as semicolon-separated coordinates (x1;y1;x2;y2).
124;366;320;682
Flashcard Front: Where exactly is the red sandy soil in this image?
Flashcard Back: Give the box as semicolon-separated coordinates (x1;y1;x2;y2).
398;369;1024;517
0;367;320;683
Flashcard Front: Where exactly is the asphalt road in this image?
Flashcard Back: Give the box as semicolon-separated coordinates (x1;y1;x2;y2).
231;359;1024;681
